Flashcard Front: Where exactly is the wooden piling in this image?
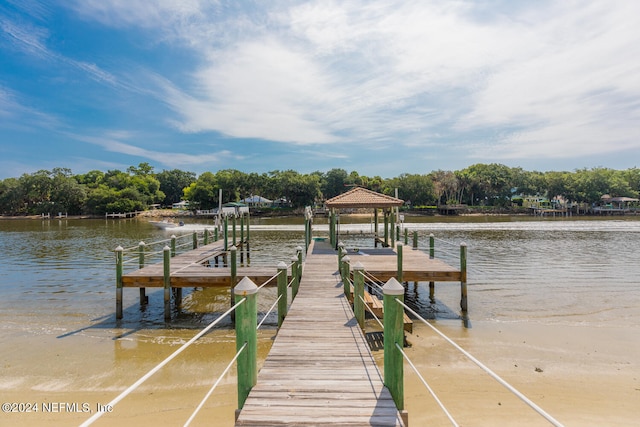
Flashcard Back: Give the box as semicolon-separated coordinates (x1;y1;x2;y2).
163;245;171;320
353;261;365;330
460;242;468;312
291;256;299;299
397;243;403;283
115;246;123;319
234;277;258;410
138;242;147;305
277;262;288;328
171;235;176;257
429;233;435;259
342;255;351;300
383;277;405;411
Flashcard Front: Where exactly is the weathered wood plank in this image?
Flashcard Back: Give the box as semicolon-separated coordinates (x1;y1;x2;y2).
235;240;405;427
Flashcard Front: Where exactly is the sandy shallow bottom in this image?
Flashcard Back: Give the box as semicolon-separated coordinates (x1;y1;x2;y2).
1;320;638;427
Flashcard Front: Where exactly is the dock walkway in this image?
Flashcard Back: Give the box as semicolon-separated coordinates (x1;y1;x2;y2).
235;240;405;426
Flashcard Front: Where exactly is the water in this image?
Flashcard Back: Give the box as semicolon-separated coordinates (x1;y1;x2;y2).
1;216;639;426
1;216;639;333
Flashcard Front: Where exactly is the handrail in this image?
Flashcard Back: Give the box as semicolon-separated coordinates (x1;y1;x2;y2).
258;294;282;330
80;299;245;427
184;342;248;427
395;342;459;427
396;299;564;427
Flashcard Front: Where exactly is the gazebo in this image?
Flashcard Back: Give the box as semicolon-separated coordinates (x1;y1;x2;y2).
325;187;404;248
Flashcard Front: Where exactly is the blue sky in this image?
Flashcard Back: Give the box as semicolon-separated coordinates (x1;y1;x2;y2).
1;0;640;180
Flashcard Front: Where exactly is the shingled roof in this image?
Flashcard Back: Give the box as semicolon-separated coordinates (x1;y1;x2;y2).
325;187;404;208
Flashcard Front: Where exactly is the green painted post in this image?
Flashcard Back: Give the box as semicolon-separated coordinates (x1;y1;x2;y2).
277;261;288;328
296;246;303;284
204;228;209;245
404;228;408;245
233;214;237;246
214;227;218;242
224;215;229;251
412;231;418;249
171;235;176;257
383;278;405;411
246;210;250;243
384;211;389;247
193;231;198;249
240;214;245;247
397;243;403;283
342;255;351;300
429;233;435;259
374;209;379;247
138;241;147;305
163;245;171;320
390;209;395;247
115;246;123;319
234;277;257;410
353;261;365;330
291;256;299;299
460;242;468;312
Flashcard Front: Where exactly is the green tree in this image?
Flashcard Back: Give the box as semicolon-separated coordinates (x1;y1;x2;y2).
156;169;196;206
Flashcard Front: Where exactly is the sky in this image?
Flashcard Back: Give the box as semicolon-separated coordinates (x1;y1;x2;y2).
1;0;640;180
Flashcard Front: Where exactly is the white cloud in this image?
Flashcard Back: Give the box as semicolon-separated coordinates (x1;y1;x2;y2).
66;0;640;164
68;132;233;168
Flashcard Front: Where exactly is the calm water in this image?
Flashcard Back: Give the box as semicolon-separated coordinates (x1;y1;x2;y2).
1;215;639;334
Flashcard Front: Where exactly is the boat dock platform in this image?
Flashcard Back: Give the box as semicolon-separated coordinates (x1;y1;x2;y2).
235;239;406;426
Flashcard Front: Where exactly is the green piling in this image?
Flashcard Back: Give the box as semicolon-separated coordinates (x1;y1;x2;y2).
412;231;418;249
342;255;351;300
204;228;209;245
115;246;123;319
234;277;257;410
397;243;403;283
163;245;171;320
171;235;176;257
383;277;405;411
193;231;198;249
460;242;468;312
353;261;365;330
138;241;147;305
429;233;435;259
291;256;299;299
277;261;288;328
224;215;229;251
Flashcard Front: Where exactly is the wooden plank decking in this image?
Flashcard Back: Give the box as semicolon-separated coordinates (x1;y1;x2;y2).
121;241;279;288
235;240;405;426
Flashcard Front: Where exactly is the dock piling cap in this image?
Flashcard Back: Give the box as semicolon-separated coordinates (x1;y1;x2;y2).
234;277;258;295
352;261;364;271
383;277;405;295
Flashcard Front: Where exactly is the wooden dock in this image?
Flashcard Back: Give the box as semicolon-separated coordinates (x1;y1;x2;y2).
235;240;406;426
121;241;278;289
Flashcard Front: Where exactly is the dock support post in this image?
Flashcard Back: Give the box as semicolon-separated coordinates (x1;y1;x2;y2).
390;209;395;248
163;245;171;320
240;214;244;246
214;227;218;242
460;242;468;312
233;215;237;246
204;228;209;245
230;245;238;311
192;231;198;249
224;215;229;251
404;228;408;245
291;256;299;299
337;242;345;269
397;243;403;283
429;233;435;259
384;210;389;247
296;246;303;284
277;262;288;328
383;278;405;411
138;241;147;305
412;231;418;249
171;235;176;257
115;246;123;319
234;277;257;410
342;256;351;300
374;209;379;247
353;262;365;330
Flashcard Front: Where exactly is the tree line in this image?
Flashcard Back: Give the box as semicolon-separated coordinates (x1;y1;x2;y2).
1;162;639;216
